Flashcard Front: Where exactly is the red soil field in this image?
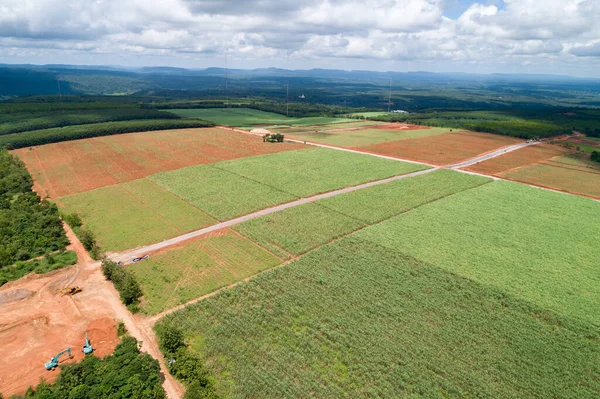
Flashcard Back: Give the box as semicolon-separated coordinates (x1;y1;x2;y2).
358;131;522;165
0;266;120;397
13;128;304;199
465;143;571;175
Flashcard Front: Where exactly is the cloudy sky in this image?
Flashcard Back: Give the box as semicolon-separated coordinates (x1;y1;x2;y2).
1;0;599;77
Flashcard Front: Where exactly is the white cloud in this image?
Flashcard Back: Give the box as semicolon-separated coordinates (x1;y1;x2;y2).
0;0;598;76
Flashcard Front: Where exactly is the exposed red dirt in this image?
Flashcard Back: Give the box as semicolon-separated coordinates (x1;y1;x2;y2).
465;143;572;175
562;137;600;148
13;128;304;199
357;131;522;165
0;259;121;396
374;123;432;131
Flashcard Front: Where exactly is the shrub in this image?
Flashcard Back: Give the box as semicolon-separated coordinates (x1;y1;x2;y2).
101;260;142;308
591;151;600;163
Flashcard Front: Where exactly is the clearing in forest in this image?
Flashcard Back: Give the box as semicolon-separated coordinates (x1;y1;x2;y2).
13;128;303;198
128;229;281;315
156;235;600;398
359;130;522;165
59;178;216;252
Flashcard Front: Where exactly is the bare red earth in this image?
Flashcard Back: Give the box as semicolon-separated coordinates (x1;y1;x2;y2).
13;128;304;199
358;131;522;165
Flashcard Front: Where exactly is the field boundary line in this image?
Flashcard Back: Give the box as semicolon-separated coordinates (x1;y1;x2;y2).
106;167;436;264
151;176;495;323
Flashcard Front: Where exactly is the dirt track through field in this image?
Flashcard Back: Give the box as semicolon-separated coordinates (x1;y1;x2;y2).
5;125;597;399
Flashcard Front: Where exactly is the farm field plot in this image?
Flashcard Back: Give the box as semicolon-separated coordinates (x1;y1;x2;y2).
14;128;303;198
59;178;216;252
357;180;600;326
166;108;352;127
236;170;490;258
498;162;600;198
213;147;427;197
359;130;522;165
271;120;385;133
129;229;281;315
288;126;453;147
465;143;571;175
150;165;297;221
157;237;600;398
236;203;367;259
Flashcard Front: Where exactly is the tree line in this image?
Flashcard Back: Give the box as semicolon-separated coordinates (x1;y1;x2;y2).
0;148;68;268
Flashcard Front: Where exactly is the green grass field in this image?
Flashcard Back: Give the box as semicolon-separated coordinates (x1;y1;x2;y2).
357;180;600;326
166;108;352;127
129;230;281;315
236;204;366;259
288;126;452;147
236;170;490;258
151;148;427;221
150;165;296;221
60;179;216;251
214;148;427;197
157;237;600;398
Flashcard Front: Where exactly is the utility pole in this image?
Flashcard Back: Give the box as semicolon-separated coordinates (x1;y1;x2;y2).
387;79;392;113
286;82;289;117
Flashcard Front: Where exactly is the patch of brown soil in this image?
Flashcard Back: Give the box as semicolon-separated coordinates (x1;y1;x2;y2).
465;144;571;175
359;131;522;165
12;128;305;199
0;260;119;397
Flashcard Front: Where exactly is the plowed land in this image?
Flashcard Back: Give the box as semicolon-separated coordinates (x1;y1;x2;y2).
359;131;522;165
13;128;303;198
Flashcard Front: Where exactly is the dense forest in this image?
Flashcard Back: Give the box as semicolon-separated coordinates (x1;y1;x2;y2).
8;335;165;399
0;148;68;267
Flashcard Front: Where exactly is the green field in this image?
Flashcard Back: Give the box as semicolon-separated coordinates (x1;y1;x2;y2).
156;237;600;398
213;148;427;197
60;179;216;251
288;126;452;147
150;148;427;220
166;108;352;127
236;170;490;258
150;165;296;221
129;230;281;315
236;204;366;259
357;180;600;325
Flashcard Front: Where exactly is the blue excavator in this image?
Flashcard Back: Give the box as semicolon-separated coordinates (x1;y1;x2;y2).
83;332;94;355
44;348;71;370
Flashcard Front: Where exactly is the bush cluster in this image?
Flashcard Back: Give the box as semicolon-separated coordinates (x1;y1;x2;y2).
11;336;165;399
591;151;600;163
154;324;220;399
102;260;143;310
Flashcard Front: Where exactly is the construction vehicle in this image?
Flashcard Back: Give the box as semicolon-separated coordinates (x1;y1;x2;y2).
83;332;93;355
60;286;82;296
44;348;71;370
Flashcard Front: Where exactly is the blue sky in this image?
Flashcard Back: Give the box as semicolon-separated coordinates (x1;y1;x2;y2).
0;0;599;77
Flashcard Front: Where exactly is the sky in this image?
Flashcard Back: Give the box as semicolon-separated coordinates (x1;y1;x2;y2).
1;0;599;77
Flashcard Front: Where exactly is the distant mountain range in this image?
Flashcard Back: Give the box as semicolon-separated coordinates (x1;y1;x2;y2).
1;63;597;83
